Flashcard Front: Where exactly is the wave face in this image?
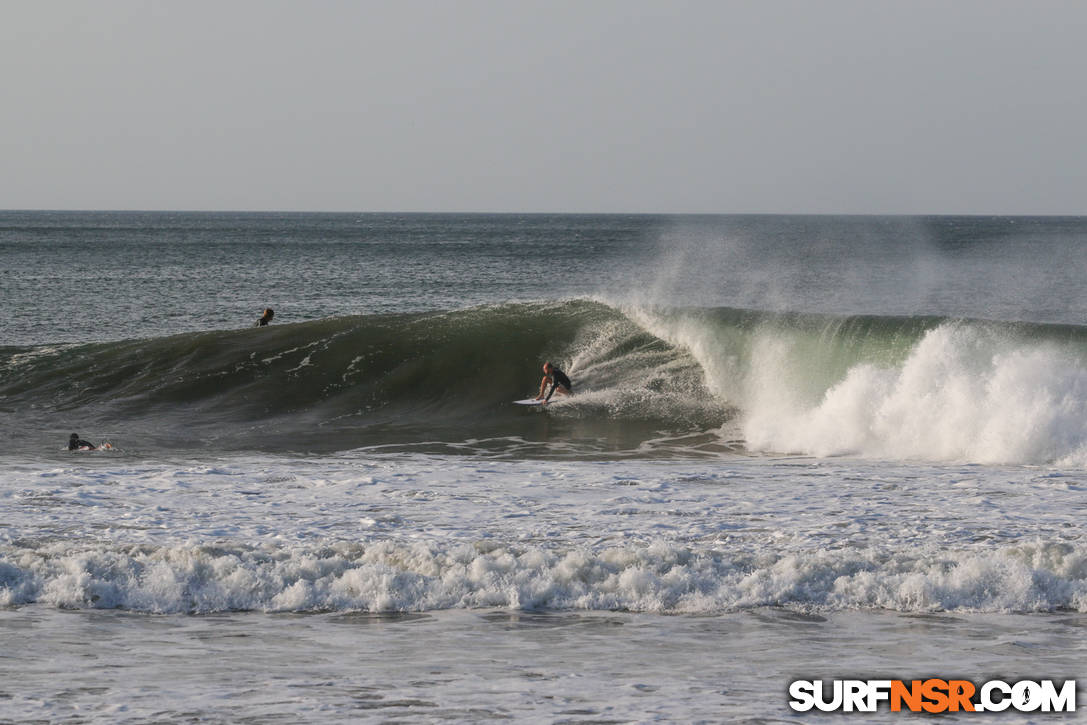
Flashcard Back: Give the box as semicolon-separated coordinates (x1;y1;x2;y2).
6;298;1087;464
1;301;727;455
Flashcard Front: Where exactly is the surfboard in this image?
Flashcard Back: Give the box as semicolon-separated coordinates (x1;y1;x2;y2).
70;443;114;452
513;398;545;406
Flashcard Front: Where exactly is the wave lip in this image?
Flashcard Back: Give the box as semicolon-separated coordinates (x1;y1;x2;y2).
4;539;1086;614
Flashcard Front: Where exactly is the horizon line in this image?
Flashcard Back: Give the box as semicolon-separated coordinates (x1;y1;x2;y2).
3;208;1087;218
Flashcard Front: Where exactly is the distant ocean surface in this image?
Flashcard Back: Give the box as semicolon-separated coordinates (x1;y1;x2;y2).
2;212;1086;722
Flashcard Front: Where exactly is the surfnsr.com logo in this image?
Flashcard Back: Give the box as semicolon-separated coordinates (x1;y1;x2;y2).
788;679;1076;713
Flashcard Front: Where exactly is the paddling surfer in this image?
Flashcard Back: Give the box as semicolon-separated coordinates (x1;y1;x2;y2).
68;433;97;451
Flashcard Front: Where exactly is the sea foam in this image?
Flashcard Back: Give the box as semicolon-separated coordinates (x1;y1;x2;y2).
744;323;1087;465
624;304;1087;466
4;538;1087;614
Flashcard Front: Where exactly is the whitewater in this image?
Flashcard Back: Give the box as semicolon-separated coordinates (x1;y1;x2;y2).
2;212;1086;722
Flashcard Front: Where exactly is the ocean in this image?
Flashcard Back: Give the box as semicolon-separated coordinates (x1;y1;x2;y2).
2;211;1086;723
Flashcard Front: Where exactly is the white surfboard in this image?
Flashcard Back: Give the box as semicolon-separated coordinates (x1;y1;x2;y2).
513;398;546;406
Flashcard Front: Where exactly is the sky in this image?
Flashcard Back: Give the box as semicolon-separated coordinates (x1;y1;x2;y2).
3;0;1086;214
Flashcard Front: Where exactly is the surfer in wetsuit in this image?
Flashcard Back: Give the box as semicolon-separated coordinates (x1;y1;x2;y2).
68;433;96;451
536;361;572;403
256;308;275;327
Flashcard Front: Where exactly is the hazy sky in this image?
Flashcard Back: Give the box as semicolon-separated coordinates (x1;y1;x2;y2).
4;0;1086;213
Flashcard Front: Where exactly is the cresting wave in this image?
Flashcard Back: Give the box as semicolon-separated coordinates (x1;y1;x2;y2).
0;300;727;455
4;299;1087;464
3;539;1086;614
621;303;1087;466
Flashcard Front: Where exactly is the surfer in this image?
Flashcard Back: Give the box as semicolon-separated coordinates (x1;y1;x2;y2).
68;433;97;451
256;308;275;327
536;361;572;403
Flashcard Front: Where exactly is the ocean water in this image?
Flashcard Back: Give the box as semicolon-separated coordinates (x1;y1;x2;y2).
2;212;1087;722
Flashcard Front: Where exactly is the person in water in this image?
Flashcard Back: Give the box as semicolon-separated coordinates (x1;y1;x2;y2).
536;361;572;403
256;308;275;327
68;433;96;451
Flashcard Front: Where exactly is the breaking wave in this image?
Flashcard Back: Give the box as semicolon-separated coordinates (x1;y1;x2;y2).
4;298;1087;464
4;539;1086;614
623;305;1087;465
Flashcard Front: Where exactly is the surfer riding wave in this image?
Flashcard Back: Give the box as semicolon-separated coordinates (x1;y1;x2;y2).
536;361;572;403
